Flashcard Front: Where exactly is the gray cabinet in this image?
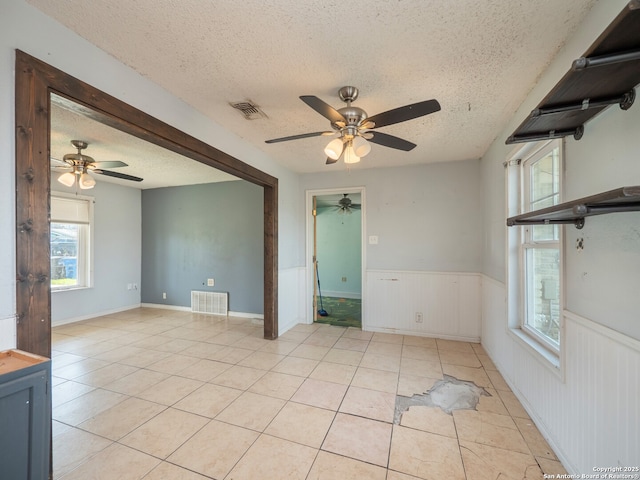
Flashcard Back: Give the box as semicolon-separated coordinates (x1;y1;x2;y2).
0;350;51;480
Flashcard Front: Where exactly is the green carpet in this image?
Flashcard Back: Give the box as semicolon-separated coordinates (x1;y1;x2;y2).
315;296;361;328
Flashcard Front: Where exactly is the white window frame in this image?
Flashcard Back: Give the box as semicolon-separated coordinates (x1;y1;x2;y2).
505;138;564;372
520;142;562;354
50;192;94;291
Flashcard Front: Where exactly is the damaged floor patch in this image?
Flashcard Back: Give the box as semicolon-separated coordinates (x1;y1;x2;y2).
394;374;490;423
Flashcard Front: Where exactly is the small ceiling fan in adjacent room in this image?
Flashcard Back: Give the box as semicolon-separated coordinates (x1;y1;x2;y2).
336;194;360;214
51;140;143;189
265;86;441;165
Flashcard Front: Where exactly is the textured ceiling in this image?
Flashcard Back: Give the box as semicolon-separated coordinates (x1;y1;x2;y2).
31;0;598;178
50;95;239;190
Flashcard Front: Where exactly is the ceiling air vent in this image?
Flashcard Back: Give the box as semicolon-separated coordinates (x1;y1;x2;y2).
230;101;267;120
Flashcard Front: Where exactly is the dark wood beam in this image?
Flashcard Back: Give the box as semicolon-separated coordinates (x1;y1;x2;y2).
15;49;279;356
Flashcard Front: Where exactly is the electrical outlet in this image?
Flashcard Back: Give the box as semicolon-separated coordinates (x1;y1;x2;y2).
162;292;167;300
207;278;215;287
341;276;347;282
127;283;132;290
415;312;423;323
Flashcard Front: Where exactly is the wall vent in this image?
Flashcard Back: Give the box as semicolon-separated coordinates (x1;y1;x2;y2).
191;291;228;315
230;101;267;120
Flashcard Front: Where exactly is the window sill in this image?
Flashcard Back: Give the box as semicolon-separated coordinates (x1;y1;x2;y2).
508;327;563;380
51;286;91;293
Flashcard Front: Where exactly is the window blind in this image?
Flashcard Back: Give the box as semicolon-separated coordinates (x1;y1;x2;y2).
51;195;91;224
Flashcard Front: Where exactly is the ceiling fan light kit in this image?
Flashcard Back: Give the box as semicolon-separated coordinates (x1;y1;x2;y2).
266;86;440;165
57;171;76;187
79;172;96;189
343;140;361;164
352;135;371;157
324;137;344;160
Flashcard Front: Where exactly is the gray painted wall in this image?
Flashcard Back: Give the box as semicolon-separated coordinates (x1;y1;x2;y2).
141;180;264;314
51;181;142;323
316;205;362;296
301;160;483;273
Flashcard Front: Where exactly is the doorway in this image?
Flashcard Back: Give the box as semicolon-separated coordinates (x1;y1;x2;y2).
307;187;365;329
15;50;279;358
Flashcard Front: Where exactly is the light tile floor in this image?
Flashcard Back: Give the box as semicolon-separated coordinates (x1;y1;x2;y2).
51;308;568;479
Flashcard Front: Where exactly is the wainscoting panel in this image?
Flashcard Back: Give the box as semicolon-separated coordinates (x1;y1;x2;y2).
366;270;481;341
481;275;640;474
0;315;16;351
278;266;306;335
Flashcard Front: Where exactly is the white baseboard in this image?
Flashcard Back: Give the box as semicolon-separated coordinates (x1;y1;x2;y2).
229;311;264;319
366;325;480;343
141;303;264;320
140;303;190;312
52;303;142;327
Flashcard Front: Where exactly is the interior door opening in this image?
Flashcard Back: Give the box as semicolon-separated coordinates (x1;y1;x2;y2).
308;188;365;329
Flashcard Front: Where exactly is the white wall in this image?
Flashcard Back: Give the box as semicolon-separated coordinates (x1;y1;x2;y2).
50;182;142;325
480;0;640;472
301;161;483;272
0;1;303;348
300;161;483;337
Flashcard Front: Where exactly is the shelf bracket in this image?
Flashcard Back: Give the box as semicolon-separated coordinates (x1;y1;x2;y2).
530;89;636;118
572;49;640;71
507;126;583;144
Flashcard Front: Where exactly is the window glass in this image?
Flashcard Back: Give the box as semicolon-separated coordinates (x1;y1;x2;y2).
524;247;560;344
50;194;92;290
51;223;80;287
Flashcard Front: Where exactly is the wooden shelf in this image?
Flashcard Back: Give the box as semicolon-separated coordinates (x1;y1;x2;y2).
506;186;640;229
506;1;640;145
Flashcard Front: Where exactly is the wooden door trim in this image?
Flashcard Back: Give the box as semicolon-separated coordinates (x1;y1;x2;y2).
15;50;278;357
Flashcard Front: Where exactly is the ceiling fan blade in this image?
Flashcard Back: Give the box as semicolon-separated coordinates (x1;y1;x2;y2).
265;131;333;144
90;160;128;169
300;95;347;125
50;157;70;167
368;131;417;151
367;99;441;129
93;169;143;182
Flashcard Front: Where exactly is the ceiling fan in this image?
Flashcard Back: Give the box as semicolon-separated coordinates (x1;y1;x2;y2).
265;86;441;165
51;140;143;189
337;194;361;214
